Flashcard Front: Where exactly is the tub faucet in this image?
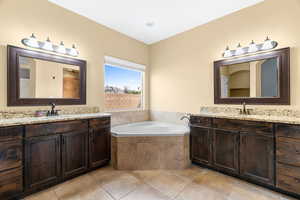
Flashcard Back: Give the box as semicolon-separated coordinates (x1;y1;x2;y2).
180;113;191;121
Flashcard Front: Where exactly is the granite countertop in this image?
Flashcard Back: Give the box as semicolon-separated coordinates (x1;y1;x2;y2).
196;112;300;125
0;113;111;127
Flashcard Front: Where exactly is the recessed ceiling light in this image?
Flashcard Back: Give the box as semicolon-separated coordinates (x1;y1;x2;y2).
145;22;155;28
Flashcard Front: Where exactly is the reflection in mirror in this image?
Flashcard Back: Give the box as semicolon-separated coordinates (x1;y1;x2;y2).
19;56;80;99
220;57;279;98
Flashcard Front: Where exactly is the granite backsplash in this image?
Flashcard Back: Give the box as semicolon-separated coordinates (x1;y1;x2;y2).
200;106;300;118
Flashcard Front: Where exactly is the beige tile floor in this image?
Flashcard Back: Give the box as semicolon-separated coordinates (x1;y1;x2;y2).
24;165;297;200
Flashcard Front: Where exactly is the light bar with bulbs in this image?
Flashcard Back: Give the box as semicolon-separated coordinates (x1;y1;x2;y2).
223;37;278;58
21;34;79;57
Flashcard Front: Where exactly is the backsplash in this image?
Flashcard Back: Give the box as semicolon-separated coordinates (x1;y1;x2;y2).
0;106;100;119
110;110;150;126
150;111;188;125
200;106;300;118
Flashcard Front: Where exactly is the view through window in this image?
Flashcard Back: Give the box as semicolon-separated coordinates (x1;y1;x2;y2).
104;64;143;110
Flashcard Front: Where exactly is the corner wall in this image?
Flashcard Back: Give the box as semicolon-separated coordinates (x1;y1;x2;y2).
149;0;300;113
0;0;149;111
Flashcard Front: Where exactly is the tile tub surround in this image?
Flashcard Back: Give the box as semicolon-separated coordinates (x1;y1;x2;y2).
198;106;300;125
110;110;150;126
112;135;190;170
150;111;189;125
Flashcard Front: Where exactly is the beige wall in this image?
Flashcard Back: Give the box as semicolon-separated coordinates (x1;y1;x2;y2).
2;0;300;115
0;0;149;110
150;0;300;113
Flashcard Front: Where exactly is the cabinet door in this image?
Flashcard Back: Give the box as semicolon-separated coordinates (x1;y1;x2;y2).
62;130;88;179
0;140;22;172
25;135;61;192
213;129;239;174
89;127;111;169
0;168;23;200
190;126;212;165
240;132;274;186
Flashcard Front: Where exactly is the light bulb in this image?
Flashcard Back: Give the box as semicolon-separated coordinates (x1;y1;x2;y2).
57;41;66;54
235;43;244;56
26;33;39;48
69;44;78;56
42;37;53;51
248;40;258;53
262;36;274;50
223;46;232;58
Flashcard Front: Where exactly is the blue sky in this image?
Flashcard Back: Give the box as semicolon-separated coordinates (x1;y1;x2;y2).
104;65;142;91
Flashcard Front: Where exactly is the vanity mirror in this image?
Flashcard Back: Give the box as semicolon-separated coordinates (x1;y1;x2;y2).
214;47;290;105
7;45;86;106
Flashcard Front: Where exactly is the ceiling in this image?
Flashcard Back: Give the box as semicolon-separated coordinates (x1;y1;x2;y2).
48;0;264;44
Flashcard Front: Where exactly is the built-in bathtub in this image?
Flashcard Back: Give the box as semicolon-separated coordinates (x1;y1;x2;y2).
111;121;190;170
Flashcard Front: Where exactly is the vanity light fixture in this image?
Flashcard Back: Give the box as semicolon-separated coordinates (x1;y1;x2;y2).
68;44;79;57
21;34;79;57
56;41;66;54
26;33;39;48
42;37;54;51
222;37;278;58
223;46;233;58
262;36;274;50
235;43;245;56
248;40;258;53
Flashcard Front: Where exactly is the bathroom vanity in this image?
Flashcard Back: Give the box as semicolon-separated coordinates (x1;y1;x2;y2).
190;115;300;198
0;114;111;200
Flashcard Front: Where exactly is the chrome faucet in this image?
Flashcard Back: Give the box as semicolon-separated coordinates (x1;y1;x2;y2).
239;102;252;115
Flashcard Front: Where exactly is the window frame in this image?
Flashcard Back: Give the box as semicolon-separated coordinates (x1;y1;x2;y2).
103;56;145;111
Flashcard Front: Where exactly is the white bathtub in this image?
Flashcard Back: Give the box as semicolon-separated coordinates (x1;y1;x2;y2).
111;121;189;137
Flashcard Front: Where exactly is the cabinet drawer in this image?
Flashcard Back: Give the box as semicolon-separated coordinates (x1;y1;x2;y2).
190;116;211;127
213;118;273;135
277;163;300;194
0;140;22;172
0;126;23;142
25;120;88;138
277;124;300;139
89;117;110;129
277;137;300;167
0;167;23;199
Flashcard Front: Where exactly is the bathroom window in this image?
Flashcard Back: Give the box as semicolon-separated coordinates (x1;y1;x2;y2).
104;56;145;111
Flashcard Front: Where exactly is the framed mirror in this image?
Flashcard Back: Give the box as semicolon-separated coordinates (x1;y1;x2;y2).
7;45;86;106
214;47;290;105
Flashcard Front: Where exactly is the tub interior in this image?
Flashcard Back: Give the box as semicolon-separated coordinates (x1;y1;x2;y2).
111;121;189;136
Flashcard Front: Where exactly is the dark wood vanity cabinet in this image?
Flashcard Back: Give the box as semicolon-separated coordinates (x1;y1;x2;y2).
0;126;23;200
0;116;111;199
190;126;212;165
240;132;274;185
212;129;239;175
276;124;300;195
24;135;61;192
89;118;111;169
62;130;88;179
190;116;276;189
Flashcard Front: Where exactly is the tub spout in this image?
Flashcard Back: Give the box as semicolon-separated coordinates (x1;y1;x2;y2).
180;113;191;121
